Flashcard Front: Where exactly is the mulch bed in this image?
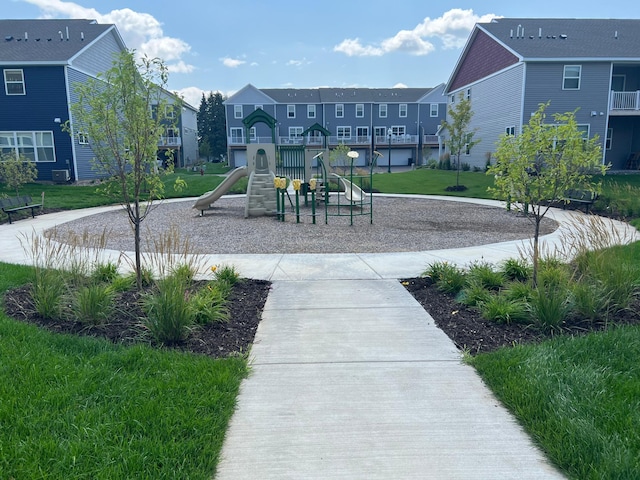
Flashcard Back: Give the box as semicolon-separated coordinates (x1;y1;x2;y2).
2;279;271;359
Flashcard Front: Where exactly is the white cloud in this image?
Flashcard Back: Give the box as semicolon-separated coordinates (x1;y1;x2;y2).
221;57;246;68
286;58;311;67
393;83;408;88
334;8;499;57
23;0;196;72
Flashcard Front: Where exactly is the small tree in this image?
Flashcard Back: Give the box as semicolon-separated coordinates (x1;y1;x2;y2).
488;102;607;286
0;153;38;196
329;143;351;174
68;50;184;289
440;93;480;189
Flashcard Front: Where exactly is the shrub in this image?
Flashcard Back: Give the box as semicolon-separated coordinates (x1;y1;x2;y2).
426;159;438;169
71;284;115;325
456;279;491;307
143;275;193;345
502;281;535;303
91;261;120;284
500;258;531;282
461;162;471;171
467;262;505;291
570;280;611;324
190;284;229;325
31;269;64;320
424;261;466;295
212;265;240;295
479;293;528;324
528;286;572;333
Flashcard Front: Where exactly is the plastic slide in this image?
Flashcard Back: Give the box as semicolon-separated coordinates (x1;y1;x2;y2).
329;172;367;202
192;166;248;212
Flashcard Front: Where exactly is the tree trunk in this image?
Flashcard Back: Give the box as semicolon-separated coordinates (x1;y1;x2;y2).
532;218;541;289
134;200;142;290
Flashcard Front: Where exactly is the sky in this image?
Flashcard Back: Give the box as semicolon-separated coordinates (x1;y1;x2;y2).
7;0;640;107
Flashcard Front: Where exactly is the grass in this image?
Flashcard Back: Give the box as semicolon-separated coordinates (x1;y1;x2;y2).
0;262;247;479
373;168;495;198
470;326;640;479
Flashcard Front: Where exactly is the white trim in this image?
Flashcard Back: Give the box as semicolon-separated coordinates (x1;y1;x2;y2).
4;68;25;95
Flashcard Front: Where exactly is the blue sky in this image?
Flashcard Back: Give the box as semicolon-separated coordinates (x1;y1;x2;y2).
7;0;640;107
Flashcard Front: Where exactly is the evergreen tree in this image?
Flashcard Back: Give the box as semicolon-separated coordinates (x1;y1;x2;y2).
197;92;227;162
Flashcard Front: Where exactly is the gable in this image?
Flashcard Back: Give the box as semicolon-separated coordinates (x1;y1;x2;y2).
225;84;276;105
448;29;519;93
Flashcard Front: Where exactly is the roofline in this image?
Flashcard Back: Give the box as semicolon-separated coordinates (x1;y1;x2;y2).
0;61;69;66
68;24;126;64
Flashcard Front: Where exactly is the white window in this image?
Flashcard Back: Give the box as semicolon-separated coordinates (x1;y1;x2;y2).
0;131;55;162
335;104;344;118
234;105;243;119
356;104;364;118
78;132;89;145
563;65;581;90
430;104;439;117
255;105;263;110
165;105;176;119
379;104;387;118
287;105;296;118
289;126;303;139
4;69;25;95
606;128;613;150
450;95;455;104
337;126;351;140
465;88;471;100
505;126;515;136
249;127;257;142
230;127;243;144
399;104;407;118
374;126;387;141
307;104;316;118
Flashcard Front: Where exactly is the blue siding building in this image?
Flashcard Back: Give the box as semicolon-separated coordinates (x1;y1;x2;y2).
0;19;197;182
224;84;447;169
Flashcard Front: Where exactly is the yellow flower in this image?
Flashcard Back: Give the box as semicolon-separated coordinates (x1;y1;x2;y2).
211;265;217;273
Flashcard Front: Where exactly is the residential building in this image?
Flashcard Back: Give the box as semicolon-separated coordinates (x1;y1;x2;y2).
0;19;197;182
224;84;447;168
445;18;640;170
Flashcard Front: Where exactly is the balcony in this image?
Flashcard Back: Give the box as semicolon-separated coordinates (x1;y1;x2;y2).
158;136;181;147
374;134;419;145
610;91;640;114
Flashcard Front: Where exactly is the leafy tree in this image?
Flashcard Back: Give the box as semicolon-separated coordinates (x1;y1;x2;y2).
197;92;227;162
440;93;480;189
0;153;38;196
328;143;352;174
68;50;184;289
487;102;607;286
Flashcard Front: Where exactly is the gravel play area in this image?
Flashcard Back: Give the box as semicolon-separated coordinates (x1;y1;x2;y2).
51;195;557;254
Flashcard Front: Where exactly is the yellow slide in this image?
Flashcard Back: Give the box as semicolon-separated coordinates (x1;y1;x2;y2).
192;166;248;213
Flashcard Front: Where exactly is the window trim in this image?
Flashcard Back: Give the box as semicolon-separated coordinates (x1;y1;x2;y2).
287;104;296;119
4;69;25;95
234;105;243;119
307;104;316;119
563;65;581;90
430;104;438;117
606;127;613;150
229;127;244;143
399;104;407;118
78;132;89;145
379;104;388;118
336;125;351;140
335;104;344;118
355;103;365;118
505;126;515;136
0;130;56;162
288;126;303;139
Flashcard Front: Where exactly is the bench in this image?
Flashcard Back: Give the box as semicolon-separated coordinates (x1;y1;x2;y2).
0;195;43;224
563;189;598;213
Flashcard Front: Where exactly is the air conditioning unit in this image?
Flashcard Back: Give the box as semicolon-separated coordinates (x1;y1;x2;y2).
52;169;70;183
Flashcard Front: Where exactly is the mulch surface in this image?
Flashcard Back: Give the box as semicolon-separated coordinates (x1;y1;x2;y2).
4;275;640;359
3;279;271;359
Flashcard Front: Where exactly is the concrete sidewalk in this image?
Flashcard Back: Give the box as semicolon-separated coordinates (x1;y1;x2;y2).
215;279;565;479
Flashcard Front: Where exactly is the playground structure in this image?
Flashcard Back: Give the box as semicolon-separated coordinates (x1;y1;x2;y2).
193;108;378;224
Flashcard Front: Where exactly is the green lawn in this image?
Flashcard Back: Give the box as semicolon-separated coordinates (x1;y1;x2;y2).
0;262;246;479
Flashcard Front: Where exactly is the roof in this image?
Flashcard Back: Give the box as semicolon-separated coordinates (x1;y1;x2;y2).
0;19;116;63
479;18;640;60
261;87;433;104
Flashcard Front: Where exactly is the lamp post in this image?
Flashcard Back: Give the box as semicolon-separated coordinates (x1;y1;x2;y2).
387;128;392;173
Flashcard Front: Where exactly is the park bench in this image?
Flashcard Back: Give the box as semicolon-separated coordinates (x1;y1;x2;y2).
563;189;598;213
0;195;42;224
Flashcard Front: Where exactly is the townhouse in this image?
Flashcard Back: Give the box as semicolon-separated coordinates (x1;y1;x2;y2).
445;18;640;170
0;19;197;182
224;83;448;169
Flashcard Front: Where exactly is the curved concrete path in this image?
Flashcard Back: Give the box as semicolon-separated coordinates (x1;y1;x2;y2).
1;196;637;479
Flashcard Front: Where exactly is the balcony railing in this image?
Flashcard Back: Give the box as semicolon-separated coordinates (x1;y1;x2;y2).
158;136;181;147
610;91;640;111
227;133;433;146
374;134;419;145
